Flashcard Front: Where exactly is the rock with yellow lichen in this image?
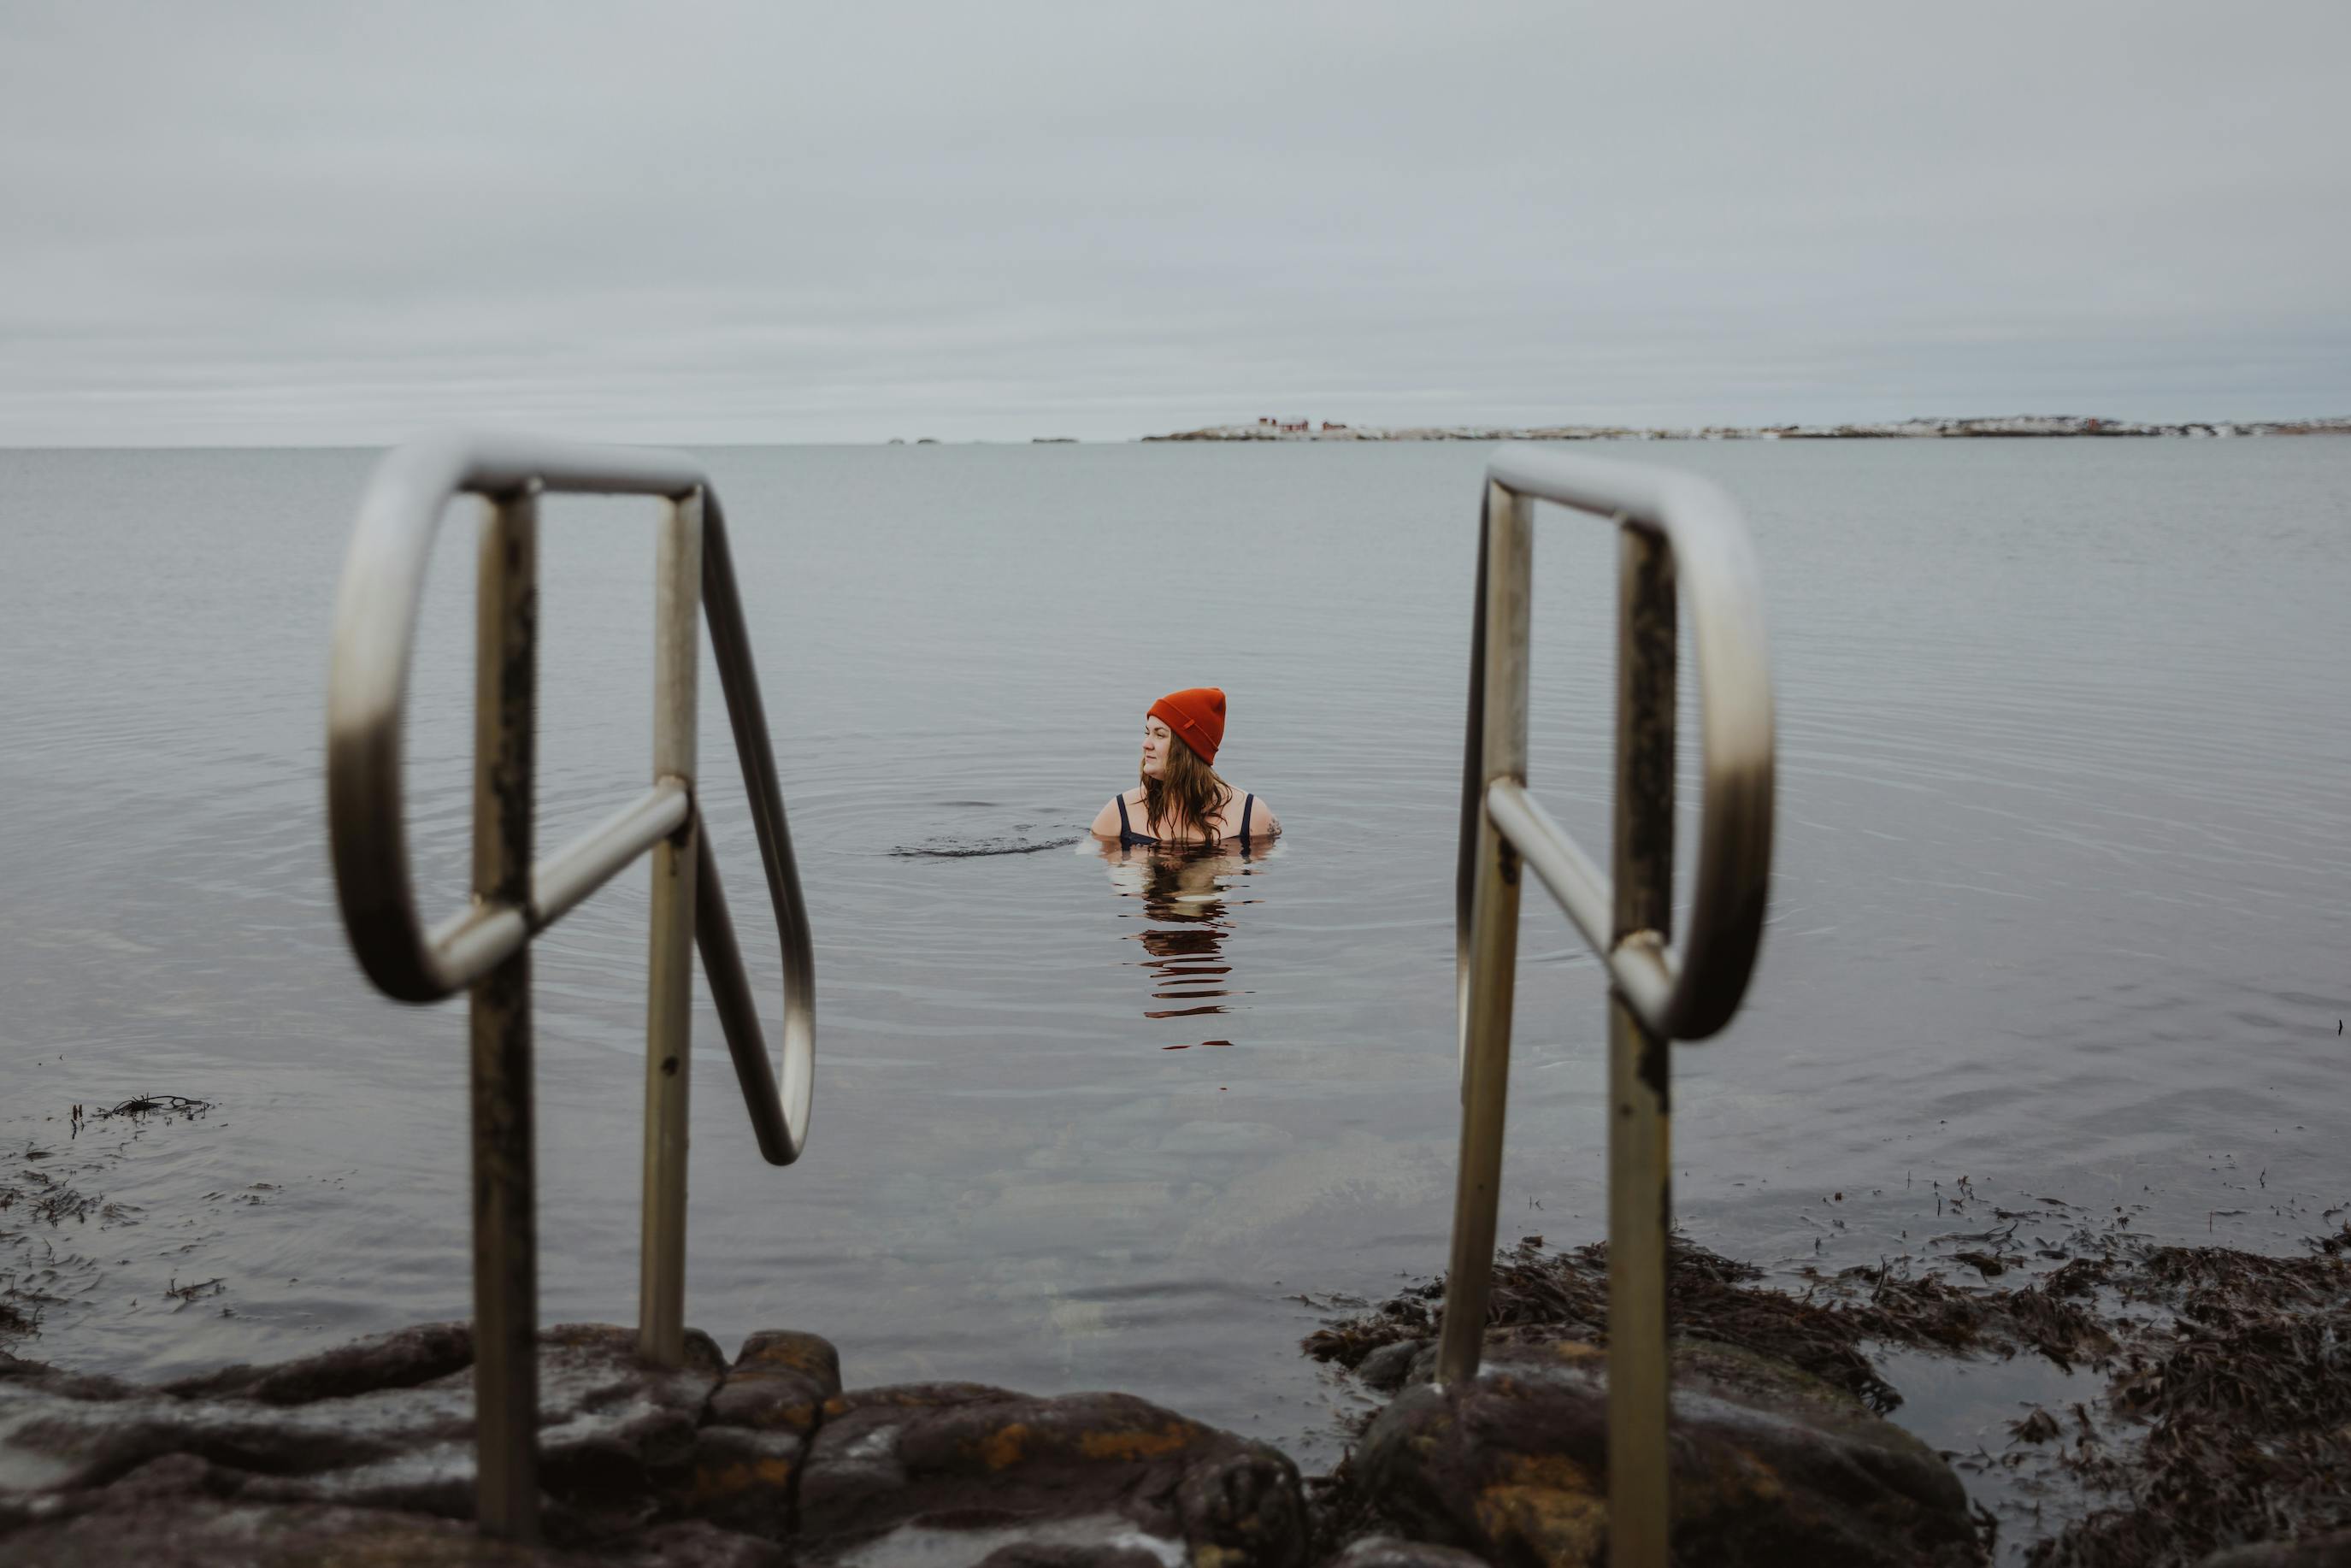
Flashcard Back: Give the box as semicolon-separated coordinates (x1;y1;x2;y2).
1352;1338;1981;1568
793;1382;1305;1565
1;1324;1305;1568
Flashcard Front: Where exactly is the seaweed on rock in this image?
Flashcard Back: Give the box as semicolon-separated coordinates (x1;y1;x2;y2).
1305;1222;2351;1568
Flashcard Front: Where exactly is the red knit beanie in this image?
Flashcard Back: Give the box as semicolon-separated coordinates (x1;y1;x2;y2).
1148;687;1227;766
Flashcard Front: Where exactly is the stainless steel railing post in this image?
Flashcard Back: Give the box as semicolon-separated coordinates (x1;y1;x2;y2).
1606;522;1676;1568
1438;482;1531;1385
639;488;704;1367
468;486;541;1541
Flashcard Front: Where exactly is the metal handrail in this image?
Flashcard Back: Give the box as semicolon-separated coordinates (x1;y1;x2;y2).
1442;446;1774;1568
326;431;816;1541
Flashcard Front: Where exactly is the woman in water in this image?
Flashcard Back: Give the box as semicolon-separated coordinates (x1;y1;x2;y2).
1090;687;1281;849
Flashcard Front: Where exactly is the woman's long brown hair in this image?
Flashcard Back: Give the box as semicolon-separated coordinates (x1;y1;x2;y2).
1141;735;1232;846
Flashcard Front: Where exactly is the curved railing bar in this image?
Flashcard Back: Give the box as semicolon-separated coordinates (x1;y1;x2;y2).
326;429;813;1162
694;489;816;1163
1456;445;1774;1041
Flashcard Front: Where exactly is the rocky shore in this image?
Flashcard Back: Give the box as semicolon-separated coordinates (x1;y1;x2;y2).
0;1312;1980;1567
1143;416;2351;443
7;1218;2347;1566
11;1120;2348;1566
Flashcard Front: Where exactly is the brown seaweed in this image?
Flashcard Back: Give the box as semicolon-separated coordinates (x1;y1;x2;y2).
1305;1219;2351;1567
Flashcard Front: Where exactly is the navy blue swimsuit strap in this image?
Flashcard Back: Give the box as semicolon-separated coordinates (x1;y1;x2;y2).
1239;793;1253;848
1116;793;1156;847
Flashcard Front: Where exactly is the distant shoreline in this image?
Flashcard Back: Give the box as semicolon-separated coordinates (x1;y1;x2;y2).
1139;415;2351;443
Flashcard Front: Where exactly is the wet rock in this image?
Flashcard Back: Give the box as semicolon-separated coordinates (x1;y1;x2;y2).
160;1318;476;1404
621;1518;788;1567
1354;1337;1979;1568
1329;1535;1494;1566
704;1329;840;1435
85;1451;244;1501
971;1541;1175;1568
0;1497;781;1566
3;1499;541;1567
0;1322;725;1531
1355;1340;1428;1394
2;1323;1302;1566
0;1375;406;1498
2199;1534;2351;1568
677;1424;806;1541
527;1324;727;1529
0;1352;138;1406
795;1382;1305;1566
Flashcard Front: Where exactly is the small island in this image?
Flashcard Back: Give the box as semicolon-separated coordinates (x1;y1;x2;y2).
1143;414;2351;442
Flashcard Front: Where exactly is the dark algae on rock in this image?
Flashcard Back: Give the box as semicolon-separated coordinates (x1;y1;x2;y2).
2026;1232;2351;1567
1307;1237;1913;1412
1304;1225;2351;1568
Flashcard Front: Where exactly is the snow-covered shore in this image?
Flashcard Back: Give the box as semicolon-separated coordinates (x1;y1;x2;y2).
1143;415;2351;442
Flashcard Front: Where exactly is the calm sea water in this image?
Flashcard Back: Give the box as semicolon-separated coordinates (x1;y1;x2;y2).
2;439;2346;1477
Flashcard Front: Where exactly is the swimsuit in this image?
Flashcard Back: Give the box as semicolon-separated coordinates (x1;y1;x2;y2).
1117;793;1253;851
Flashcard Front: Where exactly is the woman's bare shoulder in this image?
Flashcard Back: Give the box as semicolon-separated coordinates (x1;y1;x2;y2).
1252;798;1281;835
1089;787;1145;839
1230;787;1279;837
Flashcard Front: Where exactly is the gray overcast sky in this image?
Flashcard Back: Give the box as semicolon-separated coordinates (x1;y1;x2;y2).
3;0;2346;444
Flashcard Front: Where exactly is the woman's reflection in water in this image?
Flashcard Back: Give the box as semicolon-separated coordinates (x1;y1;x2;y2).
1095;840;1270;1048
